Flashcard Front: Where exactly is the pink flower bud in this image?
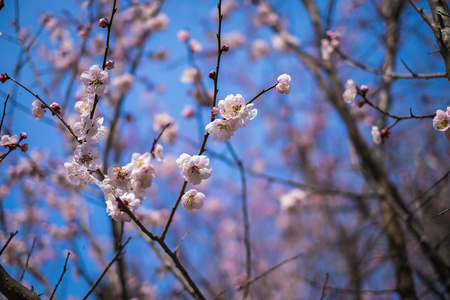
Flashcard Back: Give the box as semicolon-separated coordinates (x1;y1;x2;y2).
182;105;195;119
0;73;9;83
177;29;190;42
235;284;243;291
360;85;369;97
98;17;109;28
19;143;28;153
19;132;28;141
222;44;230;52
49;102;61;115
208;70;216;80
105;60;115;70
211;107;219;115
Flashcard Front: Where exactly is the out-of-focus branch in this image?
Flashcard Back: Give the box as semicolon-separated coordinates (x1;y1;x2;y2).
427;0;450;81
408;0;434;28
226;142;251;300
19;237;37;283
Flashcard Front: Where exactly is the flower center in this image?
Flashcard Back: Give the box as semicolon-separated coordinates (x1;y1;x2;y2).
116;167;128;179
191;165;200;174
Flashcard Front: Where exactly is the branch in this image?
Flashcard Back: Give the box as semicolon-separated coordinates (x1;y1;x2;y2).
19;237;37;283
0;94;9;134
49;252;70;300
81;237;131;300
408;0;434;29
0;263;40;300
0;230;18;256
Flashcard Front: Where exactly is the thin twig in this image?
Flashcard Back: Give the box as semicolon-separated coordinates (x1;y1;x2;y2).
6;75;81;143
408;0;434;29
150;122;171;154
247;253;303;286
0;94;9;134
159;180;188;240
335;48;446;79
174;232;190;254
246;84;277;105
432;207;450;219
81;237;131;300
90;0;117;120
19;237;37;283
0;230;18;256
49;252;70;300
320;273;329;300
363;96;434;121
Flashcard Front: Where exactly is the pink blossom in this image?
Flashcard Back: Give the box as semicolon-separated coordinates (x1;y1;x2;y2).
106;193;141;222
433;108;450;131
371;126;382;145
279;189;306;212
180;67;199;84
85;117;107;144
64;161;92;187
181;189;205;211
182;105;195;119
343;79;357;104
218;94;257;129
75;94;94;117
251;39;270;60
177;29;190;42
189;39;203;52
1;135;18;148
107;165;133;191
74;143;101;170
276;74;291;95
32;99;45;119
176;154;212;185
19;143;28;152
205;119;236;142
80;65;110;96
98;17;109;28
112;73;134;94
49;102;61;115
151;144;164;161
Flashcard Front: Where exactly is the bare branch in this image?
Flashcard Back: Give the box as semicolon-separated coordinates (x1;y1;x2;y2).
49;252;70;300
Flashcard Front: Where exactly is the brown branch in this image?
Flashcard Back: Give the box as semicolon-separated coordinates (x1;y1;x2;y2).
0;230;18;256
0;94;9;134
0;263;40;300
81;237;131;300
49;252;70;300
19;237;37;283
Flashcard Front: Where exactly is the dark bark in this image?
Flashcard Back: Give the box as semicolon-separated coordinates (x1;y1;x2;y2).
0;263;41;300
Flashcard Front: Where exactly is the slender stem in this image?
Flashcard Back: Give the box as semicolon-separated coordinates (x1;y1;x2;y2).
159;180;188;240
0;230;18;256
49;252;70;300
81;237;131;300
246;83;277;105
0;95;9;134
19;237;37;283
6;75;81;143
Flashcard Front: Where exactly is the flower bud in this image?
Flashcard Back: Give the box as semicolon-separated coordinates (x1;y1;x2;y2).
19;132;28;141
221;44;229;52
211;107;219;115
98;17;109;28
208;70;216;80
360;85;369;97
49;102;61;115
105;60;115;70
19;143;28;153
0;73;9;83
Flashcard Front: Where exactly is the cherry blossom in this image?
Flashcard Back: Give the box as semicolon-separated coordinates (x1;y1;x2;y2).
1;135;18;148
74;94;94;117
206;119;237;142
276;74;291;95
74;143;101;170
176;154;212;185
181;189;205;211
106;193;141;222
279;189;306;212
32;99;45;119
64;161;92;187
218;94;257;129
371;126;382;145
343;79;357;104
80;64;110;96
107;165;133;191
432;108;450;131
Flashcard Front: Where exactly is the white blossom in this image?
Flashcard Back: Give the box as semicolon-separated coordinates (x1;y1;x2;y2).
276;74;291;95
371;126;382;145
32;99;45;119
0;135;18;147
106;193;141;222
176;154;212;185
80;64;110;96
343;79;357;105
433;108;450;131
181;189;205;211
64;161;92;187
205;119;236;142
74;143;101;170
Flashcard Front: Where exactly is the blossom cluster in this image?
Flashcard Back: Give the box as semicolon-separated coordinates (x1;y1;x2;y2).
320;30;340;61
433;107;450;140
0;133;28;153
206;94;257;142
